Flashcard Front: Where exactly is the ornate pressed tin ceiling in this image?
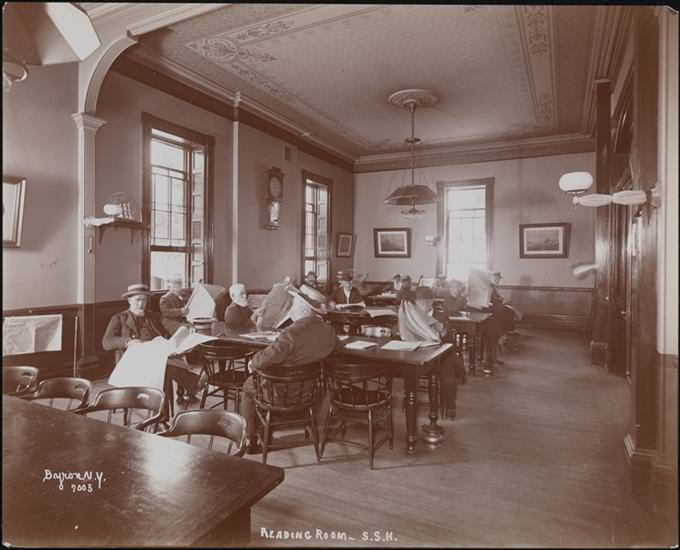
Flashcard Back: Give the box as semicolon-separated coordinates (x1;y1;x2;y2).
120;4;598;162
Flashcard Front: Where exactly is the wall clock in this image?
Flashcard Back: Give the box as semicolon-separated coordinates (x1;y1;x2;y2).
267;167;284;201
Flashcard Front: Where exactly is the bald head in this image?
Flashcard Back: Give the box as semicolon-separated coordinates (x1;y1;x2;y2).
229;283;248;307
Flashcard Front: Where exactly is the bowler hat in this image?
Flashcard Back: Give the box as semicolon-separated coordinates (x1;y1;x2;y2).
122;283;152;298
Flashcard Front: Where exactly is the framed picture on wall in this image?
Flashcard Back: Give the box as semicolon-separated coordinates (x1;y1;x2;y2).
3;176;26;248
336;233;354;257
373;227;411;258
519;222;570;258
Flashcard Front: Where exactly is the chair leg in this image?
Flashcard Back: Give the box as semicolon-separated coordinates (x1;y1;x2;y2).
368;408;375;470
388;405;394;449
261;410;271;465
309;407;321;463
199;384;209;409
320;404;333;456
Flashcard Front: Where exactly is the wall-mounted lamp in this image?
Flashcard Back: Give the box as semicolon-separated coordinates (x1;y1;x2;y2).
425;235;440;247
559;171;659;209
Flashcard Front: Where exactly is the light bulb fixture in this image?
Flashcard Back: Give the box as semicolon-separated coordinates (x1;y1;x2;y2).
385;89;439;217
559;171;658;209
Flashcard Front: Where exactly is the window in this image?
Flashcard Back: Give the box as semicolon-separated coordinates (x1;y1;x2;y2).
302;171;332;284
437;179;493;282
142;114;213;290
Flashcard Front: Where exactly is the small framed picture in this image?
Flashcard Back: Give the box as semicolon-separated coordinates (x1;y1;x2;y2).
336;233;354;257
3;176;27;248
265;199;280;229
519;223;570;258
373;227;411;258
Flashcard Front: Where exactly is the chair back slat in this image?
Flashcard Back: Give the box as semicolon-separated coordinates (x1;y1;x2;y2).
75;387;165;431
26;377;91;410
253;363;321;413
3;366;39;396
322;357;391;409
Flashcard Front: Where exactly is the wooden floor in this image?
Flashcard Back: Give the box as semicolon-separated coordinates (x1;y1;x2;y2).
89;329;676;547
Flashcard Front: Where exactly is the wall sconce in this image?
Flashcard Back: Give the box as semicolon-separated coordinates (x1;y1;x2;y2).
559;171;659;209
425;235;439;247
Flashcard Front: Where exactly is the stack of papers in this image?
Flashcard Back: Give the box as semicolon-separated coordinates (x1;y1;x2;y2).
380;340;441;351
344;340;378;350
241;331;280;343
365;308;397;318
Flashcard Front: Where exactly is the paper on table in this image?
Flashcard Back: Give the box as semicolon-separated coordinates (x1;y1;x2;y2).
337;335;350;341
186;283;225;320
365;308;397;318
380;340;421;351
168;325;217;355
241;331;280;343
3;314;63;356
344;340;378;350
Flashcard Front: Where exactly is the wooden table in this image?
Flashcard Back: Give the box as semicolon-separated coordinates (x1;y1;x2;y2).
3;397;284;547
447;312;492;376
213;323;453;454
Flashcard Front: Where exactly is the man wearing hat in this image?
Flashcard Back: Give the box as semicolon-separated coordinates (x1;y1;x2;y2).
103;283;205;402
239;283;340;453
328;271;365;308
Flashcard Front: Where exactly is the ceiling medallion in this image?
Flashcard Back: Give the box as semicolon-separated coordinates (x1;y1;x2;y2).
384;89;440;218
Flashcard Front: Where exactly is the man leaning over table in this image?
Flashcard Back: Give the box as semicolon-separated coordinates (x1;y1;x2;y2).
239;284;340;454
103;283;206;405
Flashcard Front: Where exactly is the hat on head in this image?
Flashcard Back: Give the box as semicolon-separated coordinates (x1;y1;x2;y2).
122;283;152;298
287;283;326;313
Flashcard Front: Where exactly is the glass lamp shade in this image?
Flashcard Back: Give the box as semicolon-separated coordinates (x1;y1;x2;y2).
559;171;593;195
384;184;438;206
574;193;613;207
612;190;647;206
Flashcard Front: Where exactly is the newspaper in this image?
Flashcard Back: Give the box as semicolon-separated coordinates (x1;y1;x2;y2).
185;283;225;320
3;314;62;356
467;269;492;309
108;326;216;390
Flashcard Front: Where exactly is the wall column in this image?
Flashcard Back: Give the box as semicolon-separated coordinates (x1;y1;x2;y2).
231;93;241;286
72;112;107;370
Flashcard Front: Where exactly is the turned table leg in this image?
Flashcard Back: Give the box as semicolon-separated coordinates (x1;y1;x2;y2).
421;368;444;446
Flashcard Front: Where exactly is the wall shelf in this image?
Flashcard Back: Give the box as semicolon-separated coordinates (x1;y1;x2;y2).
84;217;149;244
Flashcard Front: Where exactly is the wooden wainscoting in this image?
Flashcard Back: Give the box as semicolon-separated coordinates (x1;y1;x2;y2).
498;285;594;331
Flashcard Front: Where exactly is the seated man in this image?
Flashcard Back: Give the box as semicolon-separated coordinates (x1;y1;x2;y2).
303;271;322;291
252;277;293;330
159;273;189;321
441;279;468;317
102;283;206;405
398;286;460;419
224;283;256;329
240;284;340;452
490;271;521;336
378;273;402;295
328;271;365;308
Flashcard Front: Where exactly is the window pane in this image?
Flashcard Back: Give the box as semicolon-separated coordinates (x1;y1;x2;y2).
150;251;186;290
151;140;185;171
444;185;487;281
447;187;485;210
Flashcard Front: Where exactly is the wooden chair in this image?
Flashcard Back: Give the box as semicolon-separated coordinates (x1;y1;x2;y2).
196;341;256;411
157;409;247;457
24;377;91;411
252;362;322;465
321;357;393;469
74;387;165;432
3;366;39;396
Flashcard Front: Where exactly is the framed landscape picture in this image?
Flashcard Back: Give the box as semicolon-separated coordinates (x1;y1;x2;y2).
336;233;354;257
373;227;411;258
519;222;570;258
3;176;26;248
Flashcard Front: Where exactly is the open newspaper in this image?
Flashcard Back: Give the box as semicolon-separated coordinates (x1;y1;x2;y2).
185;283;226;320
467;269;492;309
108;326;216;390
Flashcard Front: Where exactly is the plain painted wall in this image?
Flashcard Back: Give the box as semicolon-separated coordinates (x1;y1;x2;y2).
3;63;79;309
95;71;233;301
236;124;354;289
354;152;596;287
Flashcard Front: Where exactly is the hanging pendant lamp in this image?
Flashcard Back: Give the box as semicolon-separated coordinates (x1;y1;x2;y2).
384;89;439;217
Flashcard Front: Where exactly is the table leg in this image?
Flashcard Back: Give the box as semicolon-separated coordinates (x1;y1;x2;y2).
404;376;418;454
469;331;477;376
421;370;444;446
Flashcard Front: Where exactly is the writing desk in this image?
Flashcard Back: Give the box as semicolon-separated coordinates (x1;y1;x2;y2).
447;312;492;376
214;323;452;454
3;397;284;547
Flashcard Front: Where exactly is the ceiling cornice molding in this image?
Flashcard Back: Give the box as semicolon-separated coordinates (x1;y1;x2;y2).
581;6;632;135
127;46;357;163
88;4;229;34
84;3;129;22
354;133;595;173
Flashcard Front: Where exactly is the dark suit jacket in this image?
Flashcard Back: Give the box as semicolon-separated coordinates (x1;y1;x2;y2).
249;315;339;371
329;287;363;305
102;310;183;362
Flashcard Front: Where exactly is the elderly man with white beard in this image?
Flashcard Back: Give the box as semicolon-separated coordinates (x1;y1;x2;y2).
239;283;340;453
224;283;257;329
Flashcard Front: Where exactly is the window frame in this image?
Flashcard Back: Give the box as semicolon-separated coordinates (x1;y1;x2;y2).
141;113;215;288
301;170;333;287
436;178;494;279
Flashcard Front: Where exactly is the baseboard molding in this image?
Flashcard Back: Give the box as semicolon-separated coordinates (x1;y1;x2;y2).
624;433;657;501
518;314;588;331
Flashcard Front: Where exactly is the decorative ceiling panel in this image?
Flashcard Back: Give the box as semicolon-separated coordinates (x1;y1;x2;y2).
127;4;597;159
